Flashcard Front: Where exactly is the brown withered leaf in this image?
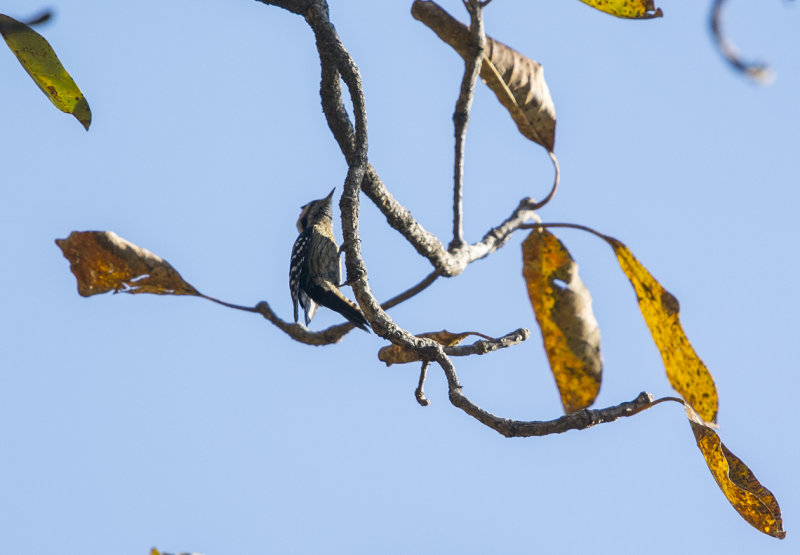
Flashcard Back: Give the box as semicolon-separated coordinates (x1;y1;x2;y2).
577;0;663;19
411;1;556;152
56;231;199;297
522;228;602;413
689;418;785;539
604;237;718;423
378;330;492;366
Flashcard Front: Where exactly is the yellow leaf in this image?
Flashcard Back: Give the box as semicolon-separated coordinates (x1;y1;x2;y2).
522;229;602;413
689;420;786;539
606;237;718;423
0;13;91;130
378;330;492;366
55;231;199;297
411;1;556;151
577;0;663;19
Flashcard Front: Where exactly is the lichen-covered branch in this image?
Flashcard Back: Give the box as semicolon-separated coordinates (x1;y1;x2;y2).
450;391;658;437
445;327;529;357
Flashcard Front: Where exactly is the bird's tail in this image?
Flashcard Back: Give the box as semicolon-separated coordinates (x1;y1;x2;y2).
308;280;371;332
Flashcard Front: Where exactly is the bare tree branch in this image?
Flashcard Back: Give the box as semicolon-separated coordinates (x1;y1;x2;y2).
450;0;488;249
256;0;680;442
449;391;665;438
445;328;529;357
416;361;431;406
255;300;353;345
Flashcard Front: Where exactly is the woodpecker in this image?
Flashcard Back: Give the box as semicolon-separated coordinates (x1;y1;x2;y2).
289;188;370;332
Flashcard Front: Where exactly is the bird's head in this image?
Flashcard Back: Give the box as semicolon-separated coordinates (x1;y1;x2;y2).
296;188;335;233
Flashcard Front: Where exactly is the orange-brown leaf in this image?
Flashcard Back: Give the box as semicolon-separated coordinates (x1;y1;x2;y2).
605;237;718;423
689;419;785;539
378;330;491;366
411;1;556;151
577;0;663;19
56;231;199;297
522;229;602;413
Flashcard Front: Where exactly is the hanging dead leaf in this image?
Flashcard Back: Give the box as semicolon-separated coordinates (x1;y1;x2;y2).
577;0;663;19
378;330;493;366
0;13;91;130
522;228;602;413
411;1;556;152
56;231;199;297
689;418;785;539
603;237;718;423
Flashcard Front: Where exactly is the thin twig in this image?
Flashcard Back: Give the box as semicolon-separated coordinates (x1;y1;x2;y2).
525;221;613;242
710;0;773;84
450;0;487;249
21;10;53;26
195;267;441;347
381;270;440;311
529;151;560;210
449;391;666;438
444;328;528;357
198;293;260;313
416;362;431;406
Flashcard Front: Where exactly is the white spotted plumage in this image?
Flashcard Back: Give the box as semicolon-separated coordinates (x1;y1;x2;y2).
288;189;370;332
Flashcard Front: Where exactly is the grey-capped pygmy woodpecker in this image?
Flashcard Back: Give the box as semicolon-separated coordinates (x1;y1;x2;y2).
289;188;370;332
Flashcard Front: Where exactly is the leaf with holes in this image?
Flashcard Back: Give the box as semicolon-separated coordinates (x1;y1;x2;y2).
604;236;718;423
378;330;493;366
577;0;663;19
522;228;602;413
0;13;91;129
412;1;556;151
689;417;785;539
56;231;199;297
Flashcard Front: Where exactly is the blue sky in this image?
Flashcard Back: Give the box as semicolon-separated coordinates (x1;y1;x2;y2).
2;1;798;553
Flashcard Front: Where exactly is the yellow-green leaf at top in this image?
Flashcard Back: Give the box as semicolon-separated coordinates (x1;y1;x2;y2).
0;13;91;130
577;0;663;19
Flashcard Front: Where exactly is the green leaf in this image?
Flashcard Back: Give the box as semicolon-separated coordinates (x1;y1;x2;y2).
0;13;91;130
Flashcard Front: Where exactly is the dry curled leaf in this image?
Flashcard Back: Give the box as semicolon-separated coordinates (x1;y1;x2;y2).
378;330;492;366
577;0;663;19
689;418;785;539
56;231;199;297
522;229;602;413
411;1;556;152
0;13;91;130
604;237;718;423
